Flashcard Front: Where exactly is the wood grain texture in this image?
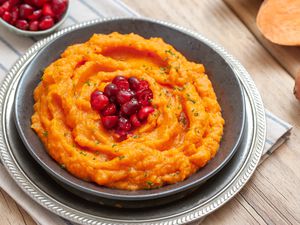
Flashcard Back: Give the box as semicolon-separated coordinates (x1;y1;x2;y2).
0;189;36;225
224;0;300;78
122;0;300;224
1;0;300;224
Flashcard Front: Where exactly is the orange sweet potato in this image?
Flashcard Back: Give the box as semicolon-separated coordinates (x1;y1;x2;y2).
257;0;300;46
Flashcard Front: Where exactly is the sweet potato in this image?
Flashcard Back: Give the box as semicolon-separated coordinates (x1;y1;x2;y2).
257;0;300;46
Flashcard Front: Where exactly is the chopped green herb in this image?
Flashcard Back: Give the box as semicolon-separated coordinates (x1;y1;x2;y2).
146;181;153;186
60;164;66;169
112;143;117;148
85;80;91;86
95;140;100;145
194;112;199;117
80;151;87;156
118;155;125;160
43;131;48;137
132;135;140;139
165;49;175;56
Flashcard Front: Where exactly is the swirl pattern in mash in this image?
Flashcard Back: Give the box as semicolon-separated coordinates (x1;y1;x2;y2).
31;32;224;190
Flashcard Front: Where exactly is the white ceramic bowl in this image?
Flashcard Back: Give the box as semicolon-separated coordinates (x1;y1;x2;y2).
0;5;69;37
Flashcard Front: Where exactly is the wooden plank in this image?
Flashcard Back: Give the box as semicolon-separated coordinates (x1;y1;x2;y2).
224;0;300;78
122;0;300;224
0;189;36;225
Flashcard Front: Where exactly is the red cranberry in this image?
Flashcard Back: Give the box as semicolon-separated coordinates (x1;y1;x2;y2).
117;90;132;104
130;114;142;127
115;128;128;140
1;1;11;12
112;76;129;90
15;19;28;30
51;0;67;16
39;16;54;30
118;117;132;131
10;6;18;23
28;9;42;20
101;116;118;129
136;80;149;91
104;83;118;97
0;7;4;16
42;3;54;17
8;0;19;6
19;4;34;19
101;103;117;116
32;0;46;7
138;106;155;120
137;89;153;106
29;20;38;31
2;11;12;23
128;76;140;90
90;90;109;111
121;98;139;115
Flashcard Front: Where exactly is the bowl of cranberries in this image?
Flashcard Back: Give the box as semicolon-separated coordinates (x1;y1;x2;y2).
0;0;69;36
91;76;155;141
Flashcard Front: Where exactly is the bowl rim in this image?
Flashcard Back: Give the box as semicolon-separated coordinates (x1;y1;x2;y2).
14;17;246;201
0;5;69;36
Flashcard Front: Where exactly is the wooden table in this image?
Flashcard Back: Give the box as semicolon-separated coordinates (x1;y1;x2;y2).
1;0;300;224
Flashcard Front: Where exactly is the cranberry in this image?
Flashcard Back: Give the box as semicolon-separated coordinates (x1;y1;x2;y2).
19;4;34;19
117;90;132;104
8;0;19;6
0;7;3;16
121;98;139;115
39;16;54;30
51;0;67;16
128;76;140;90
1;1;11;11
101;103;117;116
28;9;42;20
29;20;38;31
130;114;142;127
104;83;118;97
118;117;131;131
90;90;109;111
136;80;149;91
137;89;153;106
15;19;28;30
2;11;12;23
112;76;129;90
42;3;54;17
32;0;46;7
138;106;155;120
101;116;118;129
11;6;18;24
115;128;128;140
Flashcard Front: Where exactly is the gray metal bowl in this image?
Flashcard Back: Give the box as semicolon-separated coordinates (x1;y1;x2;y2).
14;18;245;208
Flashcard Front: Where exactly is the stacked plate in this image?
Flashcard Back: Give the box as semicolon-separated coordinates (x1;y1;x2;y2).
0;18;266;224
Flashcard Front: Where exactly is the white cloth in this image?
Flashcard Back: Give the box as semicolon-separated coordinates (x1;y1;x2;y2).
0;1;293;224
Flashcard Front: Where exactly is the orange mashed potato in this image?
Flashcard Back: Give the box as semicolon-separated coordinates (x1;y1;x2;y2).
31;32;224;190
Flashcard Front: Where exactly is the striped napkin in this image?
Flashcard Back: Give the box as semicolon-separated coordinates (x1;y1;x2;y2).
0;1;292;224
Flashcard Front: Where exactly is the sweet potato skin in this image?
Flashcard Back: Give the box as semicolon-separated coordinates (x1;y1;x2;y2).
257;0;300;46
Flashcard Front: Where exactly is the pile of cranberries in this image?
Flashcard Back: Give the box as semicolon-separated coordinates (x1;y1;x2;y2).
0;0;68;31
90;76;155;140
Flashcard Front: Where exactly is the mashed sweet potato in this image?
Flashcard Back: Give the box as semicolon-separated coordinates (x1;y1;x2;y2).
31;32;224;190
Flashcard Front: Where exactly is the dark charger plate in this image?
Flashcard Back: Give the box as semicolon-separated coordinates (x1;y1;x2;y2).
14;18;245;208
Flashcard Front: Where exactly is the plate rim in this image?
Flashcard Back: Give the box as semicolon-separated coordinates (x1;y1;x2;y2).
0;17;266;225
13;17;246;201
